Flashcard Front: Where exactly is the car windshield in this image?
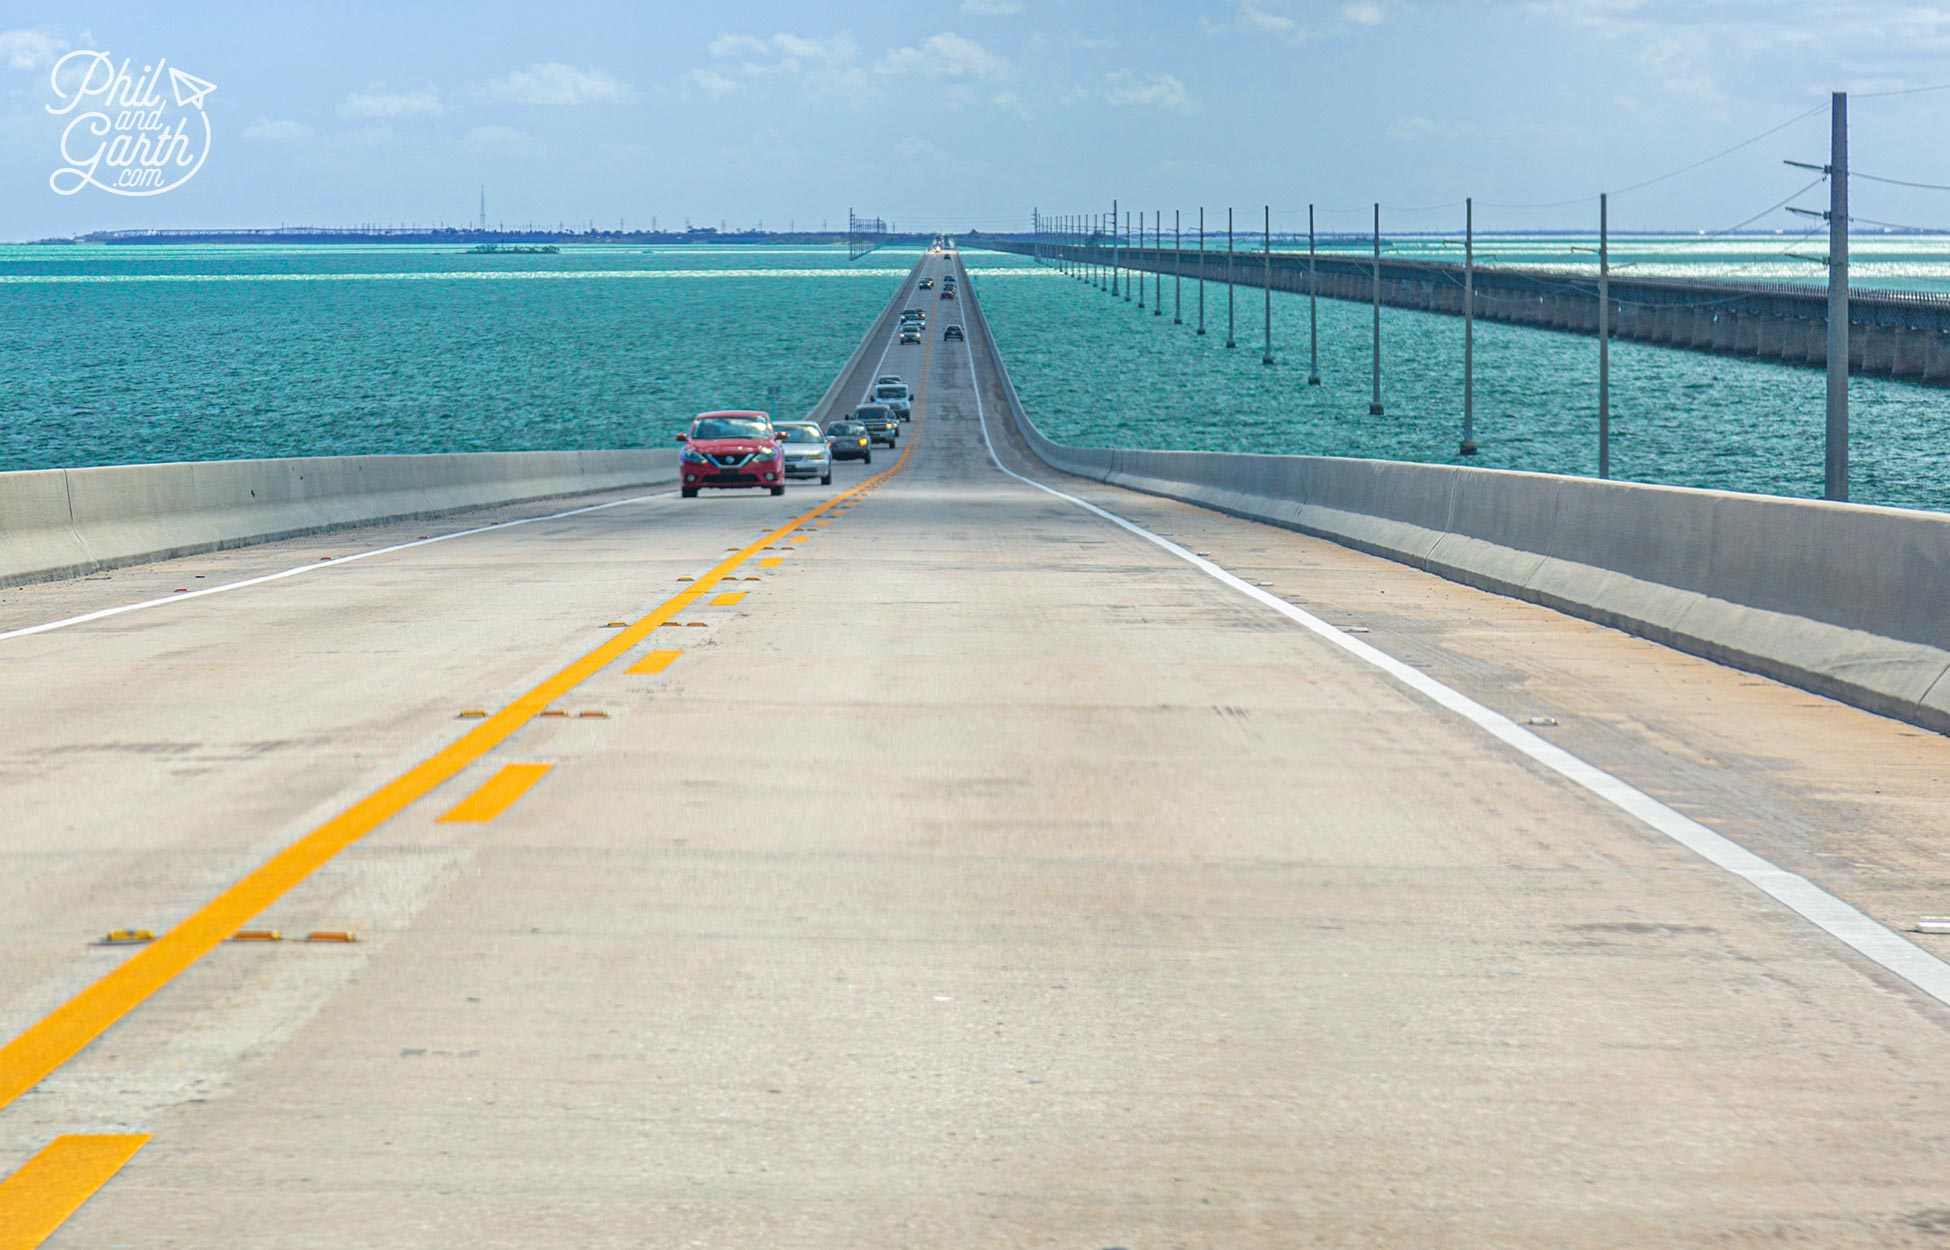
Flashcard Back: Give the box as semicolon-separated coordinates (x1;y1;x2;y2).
777;426;823;443
690;417;770;440
857;407;890;420
827;423;862;435
875;386;907;398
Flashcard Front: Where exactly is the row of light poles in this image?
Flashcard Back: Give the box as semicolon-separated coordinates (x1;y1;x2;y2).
1028;103;1854;499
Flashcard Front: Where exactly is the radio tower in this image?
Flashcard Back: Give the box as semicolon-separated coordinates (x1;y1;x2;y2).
479;184;487;232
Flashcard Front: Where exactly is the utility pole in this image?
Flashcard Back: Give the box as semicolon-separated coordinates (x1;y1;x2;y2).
1599;192;1611;480
1226;207;1236;348
1154;211;1162;315
1262;204;1273;365
1125;210;1133;301
1174;209;1182;324
1111;199;1120;296
1826;91;1850;501
1197;207;1207;335
1370;203;1384;416
1308;204;1320;385
1462;197;1476;454
1138;211;1147;309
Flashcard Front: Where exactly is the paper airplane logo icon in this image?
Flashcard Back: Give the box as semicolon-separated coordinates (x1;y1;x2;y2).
168;67;216;110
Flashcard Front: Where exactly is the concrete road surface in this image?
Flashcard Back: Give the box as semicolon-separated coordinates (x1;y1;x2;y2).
3;248;1950;1248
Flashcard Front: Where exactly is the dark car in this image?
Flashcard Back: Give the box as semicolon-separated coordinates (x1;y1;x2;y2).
825;420;873;463
943;324;964;341
918;278;934;290
854;404;900;447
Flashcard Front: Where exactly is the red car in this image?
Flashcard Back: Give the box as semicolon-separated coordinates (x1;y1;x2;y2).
676;410;785;498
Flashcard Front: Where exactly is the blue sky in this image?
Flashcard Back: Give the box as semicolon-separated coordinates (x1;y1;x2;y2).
4;1;1949;239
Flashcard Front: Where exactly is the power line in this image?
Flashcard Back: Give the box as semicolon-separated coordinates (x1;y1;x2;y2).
1851;170;1950;192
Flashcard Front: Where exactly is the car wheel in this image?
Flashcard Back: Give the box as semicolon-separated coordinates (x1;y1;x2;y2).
681;486;698;499
821;471;832;485
864;452;872;464
770;485;785;497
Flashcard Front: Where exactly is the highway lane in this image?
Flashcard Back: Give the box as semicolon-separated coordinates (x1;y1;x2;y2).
0;256;942;1192
8;247;1950;1247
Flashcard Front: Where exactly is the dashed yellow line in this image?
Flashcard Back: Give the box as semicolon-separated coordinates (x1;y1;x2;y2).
710;591;746;607
628;649;682;675
0;384;921;1113
436;763;553;824
0;1134;148;1250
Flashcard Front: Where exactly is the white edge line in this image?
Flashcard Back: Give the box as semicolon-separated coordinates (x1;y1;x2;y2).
0;489;675;643
956;261;1950;1012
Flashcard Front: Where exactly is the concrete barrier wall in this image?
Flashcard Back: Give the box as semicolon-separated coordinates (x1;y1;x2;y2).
960;262;1950;735
0;449;675;588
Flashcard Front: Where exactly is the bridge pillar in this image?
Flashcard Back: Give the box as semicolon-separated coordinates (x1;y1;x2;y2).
1860;324;1890;374
1923;332;1950;383
1709;311;1735;353
1757;315;1787;359
1849;322;1868;370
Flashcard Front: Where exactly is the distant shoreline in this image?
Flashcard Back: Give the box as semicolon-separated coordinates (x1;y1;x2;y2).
18;227;1947;246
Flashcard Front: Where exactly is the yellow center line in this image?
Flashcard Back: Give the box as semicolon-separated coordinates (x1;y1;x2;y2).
758;557;784;568
709;591;746;607
0;1134;148;1250
627;649;682;675
436;762;553;824
0;310;929;1109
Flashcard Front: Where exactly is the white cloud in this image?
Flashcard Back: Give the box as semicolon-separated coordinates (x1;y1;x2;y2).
1101;70;1195;113
338;87;443;119
877;32;1010;79
682;68;744;98
991;89;1029;118
893;136;946;161
960;0;1024;12
1202;0;1389;42
464;124;543;157
491;62;635;106
242;117;310;141
1389;115;1477;141
703;31;871;104
0;27;65;70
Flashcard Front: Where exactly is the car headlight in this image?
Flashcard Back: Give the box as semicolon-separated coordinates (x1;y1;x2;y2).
679;447;707;463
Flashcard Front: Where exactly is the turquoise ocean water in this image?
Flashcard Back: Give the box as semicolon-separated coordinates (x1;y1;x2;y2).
2;238;1947;512
0;243;915;471
962;243;1950;512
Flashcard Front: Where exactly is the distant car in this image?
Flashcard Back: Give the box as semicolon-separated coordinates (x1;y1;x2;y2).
774;421;833;486
825;420;873;463
898;326;922;344
902;307;924;321
854;404;899;446
918;278;934;290
876;374;905;388
873;381;912;421
943;324;964;341
676;410;784;498
939;289;955;300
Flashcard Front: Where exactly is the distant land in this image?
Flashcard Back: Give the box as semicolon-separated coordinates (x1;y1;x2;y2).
19;224;1944;246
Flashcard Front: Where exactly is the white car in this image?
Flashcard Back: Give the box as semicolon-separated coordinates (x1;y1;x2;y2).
872;381;912;421
773;421;833;485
